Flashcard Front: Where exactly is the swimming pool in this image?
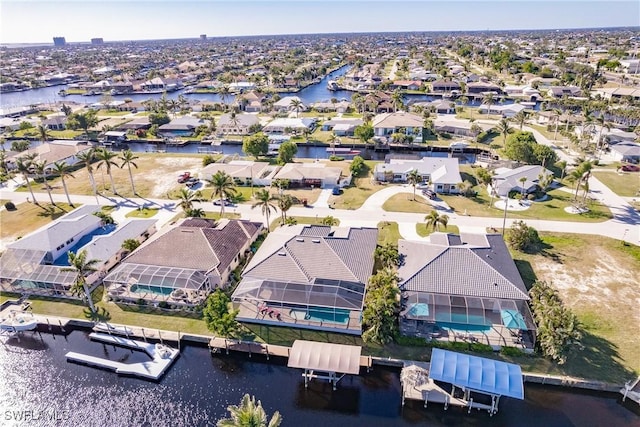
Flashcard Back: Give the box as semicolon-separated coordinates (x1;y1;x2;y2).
290;308;350;325
435;313;492;332
130;284;173;296
53;224;117;266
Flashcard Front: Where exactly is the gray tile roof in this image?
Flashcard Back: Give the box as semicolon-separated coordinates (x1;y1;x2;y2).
398;234;529;301
83;219;156;264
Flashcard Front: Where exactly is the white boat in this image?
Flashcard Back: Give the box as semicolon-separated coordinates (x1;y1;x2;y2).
0;311;38;332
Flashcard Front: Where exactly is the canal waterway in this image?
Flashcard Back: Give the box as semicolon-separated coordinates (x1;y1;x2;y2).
0;329;637;427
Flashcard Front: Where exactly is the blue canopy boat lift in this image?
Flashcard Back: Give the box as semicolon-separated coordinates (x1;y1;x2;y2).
401;348;524;416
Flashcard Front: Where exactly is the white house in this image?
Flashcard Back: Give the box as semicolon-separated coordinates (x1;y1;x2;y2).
273;96;306;113
217;113;260;135
263;117;315;134
372;112;423;137
373;157;462;194
6;140;91;171
489;165;553;197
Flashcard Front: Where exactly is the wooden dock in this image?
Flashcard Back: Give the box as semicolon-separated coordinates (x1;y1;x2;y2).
621;376;640;405
65;332;179;380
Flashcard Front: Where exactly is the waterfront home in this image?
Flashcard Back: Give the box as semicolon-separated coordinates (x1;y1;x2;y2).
216;113;260;135
433;117;492;137
310;100;351;113
547;85;582;98
272;96;306;113
229;81;256;92
158;116;206;137
427;99;456;114
201;160;276;187
0;206;156;299
397;233;536;350
42;115;67;130
321;118;363;136
488;165;553;197
5;140;91;171
594;87;640;102
373;157;462;193
430;80;461;93
466;81;502;95
103;218;263;308
392;80;422;91
232;225;378;335
140;77;183;92
0;105;39;118
272;162;346;189
262;117;315;134
235;91;266;113
372;111;423;137
117;117;151;131
478;103;527;118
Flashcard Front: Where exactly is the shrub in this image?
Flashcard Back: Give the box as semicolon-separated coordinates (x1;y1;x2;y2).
329;155;344;161
527;193;536;200
500;346;525;357
202;155;216;166
394;334;429;347
158;301;169;309
4;201;16;211
506;220;542;253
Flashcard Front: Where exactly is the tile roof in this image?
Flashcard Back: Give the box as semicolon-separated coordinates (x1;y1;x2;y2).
398;234;529;301
372;112;423;128
83;219;156;264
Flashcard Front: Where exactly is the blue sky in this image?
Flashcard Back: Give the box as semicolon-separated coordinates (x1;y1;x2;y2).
1;1;638;44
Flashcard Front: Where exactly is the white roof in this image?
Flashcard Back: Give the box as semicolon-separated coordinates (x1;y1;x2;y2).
287;340;361;374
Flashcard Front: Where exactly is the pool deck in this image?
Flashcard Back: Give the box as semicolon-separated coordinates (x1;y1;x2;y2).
65;332;179;380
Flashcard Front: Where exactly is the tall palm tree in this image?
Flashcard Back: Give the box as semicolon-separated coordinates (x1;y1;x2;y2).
219;86;231;111
32;160;56;205
276;194;294;223
482;93;495;116
252;188;277;229
513;111;527;130
62;249;99;313
119;149;139;195
518;176;528;198
551;108;563;141
496;118;511;144
217;394;282;427
37;124;50;142
51;161;75;206
76;148;98;201
391;90;404;112
407;169;421;201
175;188;204;212
95;148;120;194
290;98;303;118
207;170;237;216
425;210;449;232
15;154;38;204
555;160;567;181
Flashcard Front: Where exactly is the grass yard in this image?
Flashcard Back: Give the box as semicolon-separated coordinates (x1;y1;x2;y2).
382;193;434;213
269;215;340;231
509;233;640;382
377;221;400;247
125;207;159;218
593;171;640;197
0;202;75;244
416;223;459;237
331;161;384;210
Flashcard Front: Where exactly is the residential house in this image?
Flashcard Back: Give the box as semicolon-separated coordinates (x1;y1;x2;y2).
103;218;263;307
310;100;351;113
428;99;456;114
217;113;260;135
236;91;266;113
467;81;502;95
433;117;493;137
478;103;527;118
430;80;461;93
594;87;640;102
140;77;183;92
372;111;423;137
158;116;206;137
231;225;378;335
6;140;91;171
42;115;67;130
263;117;315;134
201;160;276;187
397;233;536;350
373;157;462;193
272;96;306;113
608;142;640;163
489;165;553;196
548;86;582;98
0;205;156;299
619;59;640;74
272;162;344;189
321;118;364;136
392;80;422;91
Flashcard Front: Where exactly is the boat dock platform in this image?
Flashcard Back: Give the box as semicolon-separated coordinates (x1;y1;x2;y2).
65;332;179;380
621;376;640;406
208;337;373;370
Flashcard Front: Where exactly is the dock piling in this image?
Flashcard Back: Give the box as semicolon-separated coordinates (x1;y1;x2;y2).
58;319;65;333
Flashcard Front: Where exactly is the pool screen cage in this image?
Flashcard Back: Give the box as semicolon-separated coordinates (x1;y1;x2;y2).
103;264;208;293
401;291;536;333
0;248;78;294
232;277;366;314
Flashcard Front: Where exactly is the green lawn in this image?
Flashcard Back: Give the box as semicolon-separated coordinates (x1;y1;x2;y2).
416;223;460;237
269;215;340;231
1;202;76;242
377;221;400;247
332;161;384;210
125;207;159;218
96;109;130;116
593;171;640;197
382;193;433;213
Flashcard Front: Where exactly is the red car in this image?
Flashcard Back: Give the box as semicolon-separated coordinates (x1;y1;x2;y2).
621;164;639;172
177;172;191;183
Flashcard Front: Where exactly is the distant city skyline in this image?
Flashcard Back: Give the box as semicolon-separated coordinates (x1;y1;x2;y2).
1;1;639;44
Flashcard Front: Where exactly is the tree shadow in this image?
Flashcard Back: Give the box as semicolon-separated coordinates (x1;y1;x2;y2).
85;306;111;322
513;259;538;289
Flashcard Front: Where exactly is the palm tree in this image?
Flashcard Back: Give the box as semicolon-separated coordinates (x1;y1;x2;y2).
175;188;204;212
217;394;282;427
252;188;277;229
518;176;528;198
32;160;56;205
119;149;139;195
496;118;511;144
513;111;527;130
277;194;294;223
15;154;38;204
219;86;231;111
207;170;237;216
328;133;340;155
551;108;563;141
555;160;567;181
482;93;495;116
51;161;75;206
391;90;404;112
95;148;120;194
185;207;205;218
76;148;98;201
62;249;100;313
290;98;304;117
37;124;50;142
406;169;421;201
425;210;449;232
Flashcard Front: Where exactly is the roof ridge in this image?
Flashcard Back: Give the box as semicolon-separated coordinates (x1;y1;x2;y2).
468;249;529;299
399;245;447;289
322;238;361;282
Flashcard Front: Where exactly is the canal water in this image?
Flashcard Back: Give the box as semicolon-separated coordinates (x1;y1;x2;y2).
0;329;637;427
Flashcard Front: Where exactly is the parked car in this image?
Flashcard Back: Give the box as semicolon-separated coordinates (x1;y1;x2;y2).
213;198;233;206
422;189;436;199
177;172;191;183
331;186;342;196
185;178;199;188
621;164;639;172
